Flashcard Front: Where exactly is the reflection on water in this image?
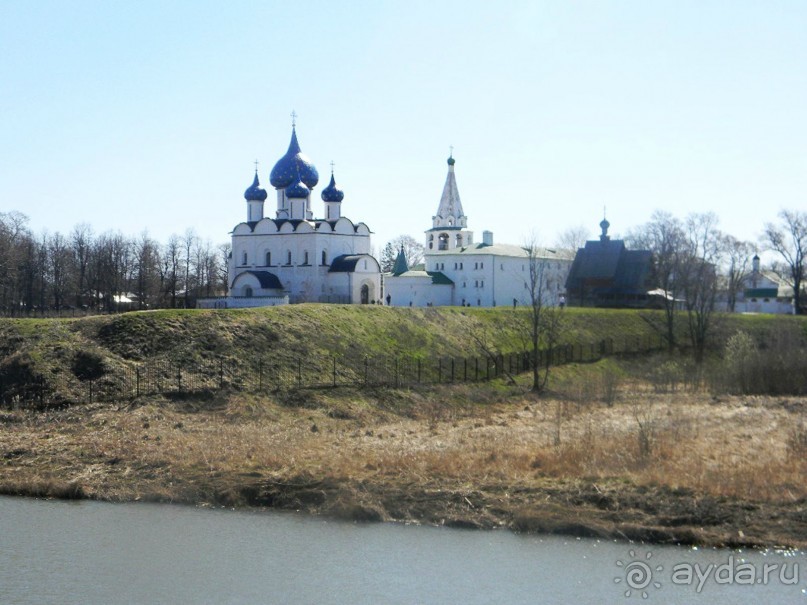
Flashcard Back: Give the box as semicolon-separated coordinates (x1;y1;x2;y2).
0;496;803;604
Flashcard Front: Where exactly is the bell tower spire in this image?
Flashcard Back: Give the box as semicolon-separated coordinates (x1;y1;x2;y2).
425;151;473;251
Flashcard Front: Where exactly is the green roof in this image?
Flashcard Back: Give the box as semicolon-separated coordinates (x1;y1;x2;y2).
427;271;454;285
391;246;409;276
745;288;779;298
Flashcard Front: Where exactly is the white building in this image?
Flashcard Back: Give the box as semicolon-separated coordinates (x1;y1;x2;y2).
198;124;381;308
728;255;795;314
384;156;571;308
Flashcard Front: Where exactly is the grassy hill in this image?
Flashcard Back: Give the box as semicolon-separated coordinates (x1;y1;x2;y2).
3;305;807;548
0;305;805;406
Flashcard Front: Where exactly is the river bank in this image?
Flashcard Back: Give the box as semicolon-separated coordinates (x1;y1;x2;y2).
2;370;807;549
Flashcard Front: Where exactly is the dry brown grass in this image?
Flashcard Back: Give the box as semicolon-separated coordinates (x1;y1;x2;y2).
4;383;804;501
3;373;807;546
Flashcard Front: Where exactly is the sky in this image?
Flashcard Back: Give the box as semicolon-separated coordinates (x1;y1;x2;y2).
1;1;806;256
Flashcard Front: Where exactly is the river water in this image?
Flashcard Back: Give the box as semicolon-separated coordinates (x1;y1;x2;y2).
1;496;805;604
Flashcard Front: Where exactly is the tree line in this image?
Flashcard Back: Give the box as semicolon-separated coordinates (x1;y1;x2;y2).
0;211;230;315
625;209;806;362
380;209;806;368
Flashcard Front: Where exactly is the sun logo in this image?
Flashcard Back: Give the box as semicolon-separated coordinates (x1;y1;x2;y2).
615;549;663;599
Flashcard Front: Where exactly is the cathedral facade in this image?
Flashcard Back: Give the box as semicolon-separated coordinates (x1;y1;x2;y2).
199;124;381;308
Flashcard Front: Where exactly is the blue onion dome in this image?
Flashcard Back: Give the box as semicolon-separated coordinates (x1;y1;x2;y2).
244;171;268;202
321;173;344;203
269;128;319;189
600;218;610;232
447;155;455;166
285;175;310;199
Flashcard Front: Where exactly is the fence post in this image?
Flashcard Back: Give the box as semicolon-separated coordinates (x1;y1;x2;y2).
136;367;141;397
364;357;369;386
451;358;455;382
475;357;479;381
177;364;182;393
297;358;302;386
333;357;337;387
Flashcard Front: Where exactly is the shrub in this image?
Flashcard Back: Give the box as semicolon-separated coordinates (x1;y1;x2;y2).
649;360;682;393
718;328;807;395
599;364;623;407
722;331;757;394
72;351;106;381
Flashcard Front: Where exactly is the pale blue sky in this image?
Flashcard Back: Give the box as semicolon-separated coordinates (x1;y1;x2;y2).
1;1;805;253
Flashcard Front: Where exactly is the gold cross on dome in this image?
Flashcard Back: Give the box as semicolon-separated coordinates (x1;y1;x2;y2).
290;110;297;127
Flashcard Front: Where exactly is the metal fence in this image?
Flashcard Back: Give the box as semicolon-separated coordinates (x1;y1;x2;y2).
2;333;665;408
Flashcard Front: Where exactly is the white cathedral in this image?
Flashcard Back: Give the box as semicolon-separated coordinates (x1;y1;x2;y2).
198;121;570;310
198;123;382;308
384;155;571;308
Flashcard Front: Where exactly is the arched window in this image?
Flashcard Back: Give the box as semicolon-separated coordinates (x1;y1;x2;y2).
244;285;253;297
242;252;247;265
428;234;434;250
265;251;271;266
286;250;292;265
303;250;309;265
456;234;463;246
321;250;327;265
438;233;449;251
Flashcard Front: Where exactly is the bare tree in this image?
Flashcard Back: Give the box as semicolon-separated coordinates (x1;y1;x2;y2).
34;232;49;311
162;234;182;308
763;210;807;314
524;236;563;393
70;223;93;309
380;235;425;272
218;242;232;296
132;231;160;310
192;237;218;298
553;224;591;259
48;232;73;310
628;211;686;352
0;211;233;313
0;211;31;313
680;213;723;363
182;228;197;308
722;235;754;313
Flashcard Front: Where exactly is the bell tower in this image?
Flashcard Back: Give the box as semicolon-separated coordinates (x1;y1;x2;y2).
425;151;473;251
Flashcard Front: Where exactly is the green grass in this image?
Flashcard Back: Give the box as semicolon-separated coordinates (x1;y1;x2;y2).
1;305;806;405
